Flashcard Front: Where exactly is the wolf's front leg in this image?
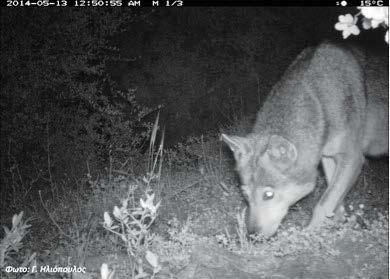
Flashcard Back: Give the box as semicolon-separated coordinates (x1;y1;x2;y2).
308;150;364;229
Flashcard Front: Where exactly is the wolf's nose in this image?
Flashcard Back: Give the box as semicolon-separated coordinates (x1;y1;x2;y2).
247;223;277;238
247;223;260;235
262;229;277;239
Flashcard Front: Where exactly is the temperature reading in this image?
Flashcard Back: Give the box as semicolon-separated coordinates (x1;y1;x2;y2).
360;0;384;6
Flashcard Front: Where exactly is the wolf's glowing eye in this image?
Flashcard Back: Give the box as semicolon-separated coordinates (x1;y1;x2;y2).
263;190;274;200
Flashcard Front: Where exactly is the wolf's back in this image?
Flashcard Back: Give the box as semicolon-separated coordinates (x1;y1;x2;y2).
253;42;367;173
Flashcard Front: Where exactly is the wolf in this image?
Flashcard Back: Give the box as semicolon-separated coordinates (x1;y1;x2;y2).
222;42;388;237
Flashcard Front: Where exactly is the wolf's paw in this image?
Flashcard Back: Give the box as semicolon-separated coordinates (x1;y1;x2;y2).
307;207;329;230
307;204;342;231
306;219;324;231
333;204;347;223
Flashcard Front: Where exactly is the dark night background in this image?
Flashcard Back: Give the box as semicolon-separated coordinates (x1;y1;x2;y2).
0;6;388;278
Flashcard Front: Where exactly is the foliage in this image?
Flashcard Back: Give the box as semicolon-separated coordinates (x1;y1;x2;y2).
0;212;36;277
335;7;389;43
102;116;163;278
0;9;153;213
103;188;161;278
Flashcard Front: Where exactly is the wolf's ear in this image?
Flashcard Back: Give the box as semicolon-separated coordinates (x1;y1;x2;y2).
266;135;297;170
221;134;251;162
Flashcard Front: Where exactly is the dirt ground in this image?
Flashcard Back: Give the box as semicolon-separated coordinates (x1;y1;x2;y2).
151;146;389;279
7;139;387;279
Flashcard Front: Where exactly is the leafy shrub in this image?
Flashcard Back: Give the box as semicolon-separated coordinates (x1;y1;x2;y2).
0;9;154;214
0;212;36;277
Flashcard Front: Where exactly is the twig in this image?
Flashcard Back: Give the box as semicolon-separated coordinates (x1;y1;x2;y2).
38;190;76;243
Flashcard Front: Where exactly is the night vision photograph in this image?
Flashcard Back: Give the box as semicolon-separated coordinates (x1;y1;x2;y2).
0;3;389;279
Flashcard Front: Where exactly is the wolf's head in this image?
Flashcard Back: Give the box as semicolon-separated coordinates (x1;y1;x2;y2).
221;133;315;237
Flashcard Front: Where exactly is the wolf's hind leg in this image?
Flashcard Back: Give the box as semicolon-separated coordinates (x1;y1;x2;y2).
321;156;336;185
362;100;389;157
309;148;364;229
321;156;347;222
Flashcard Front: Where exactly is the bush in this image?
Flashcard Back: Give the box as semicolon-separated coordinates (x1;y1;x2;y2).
0;9;154;214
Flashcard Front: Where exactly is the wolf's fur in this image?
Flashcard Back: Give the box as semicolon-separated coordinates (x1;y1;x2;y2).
222;42;388;237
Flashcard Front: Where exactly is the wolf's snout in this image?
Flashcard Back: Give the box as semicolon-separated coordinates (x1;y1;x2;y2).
247;221;279;238
247;211;281;238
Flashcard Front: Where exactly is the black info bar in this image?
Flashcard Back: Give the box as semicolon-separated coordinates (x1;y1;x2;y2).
3;0;389;7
